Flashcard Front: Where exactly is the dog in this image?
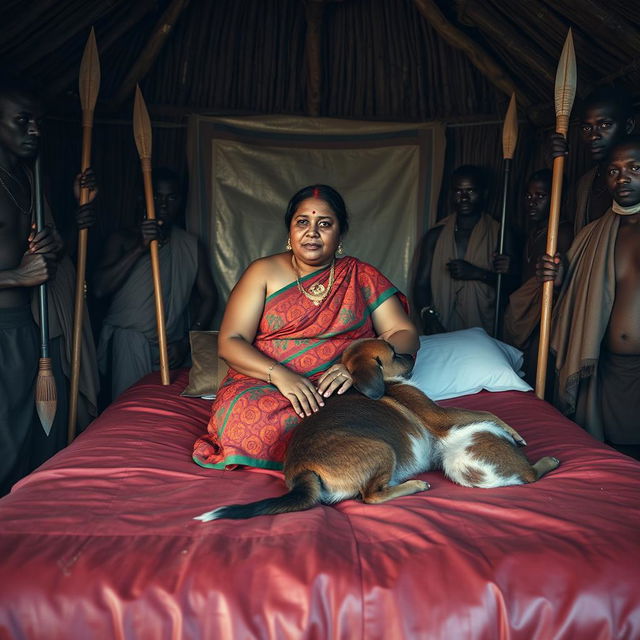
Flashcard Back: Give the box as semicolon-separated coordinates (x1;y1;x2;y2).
195;339;559;521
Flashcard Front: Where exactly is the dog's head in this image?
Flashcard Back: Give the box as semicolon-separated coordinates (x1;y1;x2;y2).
341;339;414;400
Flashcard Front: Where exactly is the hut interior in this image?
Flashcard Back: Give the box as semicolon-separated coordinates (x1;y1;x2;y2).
1;0;638;311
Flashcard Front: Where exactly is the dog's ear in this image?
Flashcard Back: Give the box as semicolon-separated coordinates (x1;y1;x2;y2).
350;359;385;399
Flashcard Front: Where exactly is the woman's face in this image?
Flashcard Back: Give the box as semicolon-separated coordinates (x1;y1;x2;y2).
289;197;341;266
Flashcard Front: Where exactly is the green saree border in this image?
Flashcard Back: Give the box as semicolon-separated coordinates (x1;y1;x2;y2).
193;454;284;471
269;285;400;371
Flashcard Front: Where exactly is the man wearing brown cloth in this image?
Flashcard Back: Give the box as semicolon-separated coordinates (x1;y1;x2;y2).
0;76;98;495
538;136;640;459
503;169;573;384
412;164;516;336
551;86;635;236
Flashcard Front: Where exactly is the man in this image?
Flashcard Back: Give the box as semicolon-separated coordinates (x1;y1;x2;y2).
538;136;640;458
551;86;635;235
94;168;218;401
0;77;98;495
412;165;516;336
503;169;572;384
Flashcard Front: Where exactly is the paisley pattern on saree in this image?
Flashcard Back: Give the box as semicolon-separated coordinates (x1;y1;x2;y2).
193;256;406;470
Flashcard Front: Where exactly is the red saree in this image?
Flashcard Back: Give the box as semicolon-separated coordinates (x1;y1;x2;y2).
192;256;406;470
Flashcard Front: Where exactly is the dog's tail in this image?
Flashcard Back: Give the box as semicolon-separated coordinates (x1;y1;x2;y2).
194;470;322;521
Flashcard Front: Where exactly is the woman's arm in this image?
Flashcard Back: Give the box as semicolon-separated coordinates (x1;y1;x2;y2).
371;295;420;356
218;258;324;418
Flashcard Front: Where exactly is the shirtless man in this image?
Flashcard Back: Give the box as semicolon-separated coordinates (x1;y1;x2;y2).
551;86;635;235
538;136;640;458
412;165;516;336
0;80;60;494
94;168;218;400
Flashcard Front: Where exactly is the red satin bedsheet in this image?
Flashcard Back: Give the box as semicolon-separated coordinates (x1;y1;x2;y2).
1;370;639;640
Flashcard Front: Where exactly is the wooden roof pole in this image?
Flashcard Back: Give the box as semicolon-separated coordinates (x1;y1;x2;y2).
112;0;191;108
412;0;530;107
304;0;326;117
48;1;155;98
458;3;555;90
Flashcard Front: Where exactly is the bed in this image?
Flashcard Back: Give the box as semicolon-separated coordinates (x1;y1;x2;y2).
1;358;640;639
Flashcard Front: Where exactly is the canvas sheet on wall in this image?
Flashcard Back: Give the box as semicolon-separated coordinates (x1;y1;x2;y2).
186;115;445;327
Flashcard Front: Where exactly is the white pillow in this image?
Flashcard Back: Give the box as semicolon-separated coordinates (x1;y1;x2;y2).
409;327;532;400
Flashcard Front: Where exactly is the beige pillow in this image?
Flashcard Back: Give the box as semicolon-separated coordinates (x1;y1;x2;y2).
181;331;228;398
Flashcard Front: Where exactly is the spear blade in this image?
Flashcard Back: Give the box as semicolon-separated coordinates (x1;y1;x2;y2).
502;93;519;160
79;27;100;119
133;84;153;161
554;29;577;136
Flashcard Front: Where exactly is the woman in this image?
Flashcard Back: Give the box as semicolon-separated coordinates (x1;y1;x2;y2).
193;184;419;470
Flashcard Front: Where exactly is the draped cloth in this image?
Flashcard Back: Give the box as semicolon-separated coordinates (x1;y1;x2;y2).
31;202;99;430
98;228;198;399
430;213;499;335
550;209;618;440
503;276;540;349
573;167;597;236
192;256;405;470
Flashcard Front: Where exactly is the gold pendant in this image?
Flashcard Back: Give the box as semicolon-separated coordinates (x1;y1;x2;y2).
309;282;326;296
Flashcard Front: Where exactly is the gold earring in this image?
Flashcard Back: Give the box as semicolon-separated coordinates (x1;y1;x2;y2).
337;241;344;255
286;237;292;251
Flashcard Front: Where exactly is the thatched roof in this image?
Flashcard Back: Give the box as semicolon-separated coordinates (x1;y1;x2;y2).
2;0;637;124
1;0;637;234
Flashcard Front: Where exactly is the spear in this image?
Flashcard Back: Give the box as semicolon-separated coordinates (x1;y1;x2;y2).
535;29;577;399
494;92;518;338
34;155;56;433
68;28;100;444
132;85;170;385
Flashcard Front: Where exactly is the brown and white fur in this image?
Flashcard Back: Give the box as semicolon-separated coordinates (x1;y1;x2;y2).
195;339;559;521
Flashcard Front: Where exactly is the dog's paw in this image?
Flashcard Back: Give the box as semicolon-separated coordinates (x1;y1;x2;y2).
414;480;430;492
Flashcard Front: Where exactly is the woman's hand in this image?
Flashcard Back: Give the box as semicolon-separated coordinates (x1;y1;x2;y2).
270;365;325;418
317;363;353;398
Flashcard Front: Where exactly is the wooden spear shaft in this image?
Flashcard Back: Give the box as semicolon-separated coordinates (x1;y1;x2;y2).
140;157;170;385
535;30;576;399
34;155;57;433
133;86;170;385
493;158;511;338
494;93;518;338
68;28;100;443
67;129;92;443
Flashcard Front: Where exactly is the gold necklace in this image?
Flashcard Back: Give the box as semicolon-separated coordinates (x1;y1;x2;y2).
291;255;335;305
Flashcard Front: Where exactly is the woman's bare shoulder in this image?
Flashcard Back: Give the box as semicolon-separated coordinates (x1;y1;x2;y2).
236;252;293;292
